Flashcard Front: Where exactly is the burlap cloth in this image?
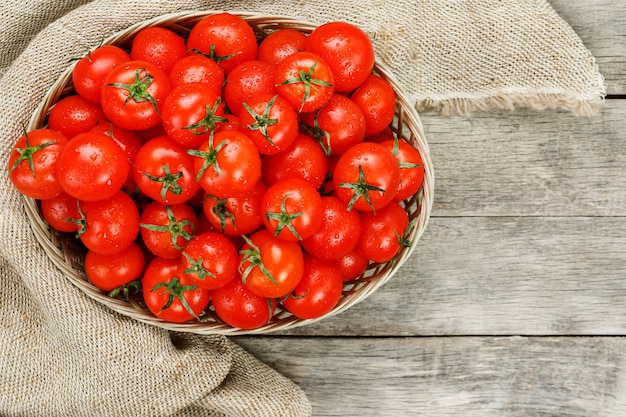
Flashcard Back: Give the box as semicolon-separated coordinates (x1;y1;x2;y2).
0;0;605;416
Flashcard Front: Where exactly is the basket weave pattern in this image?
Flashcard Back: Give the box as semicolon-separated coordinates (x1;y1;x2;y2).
24;11;434;335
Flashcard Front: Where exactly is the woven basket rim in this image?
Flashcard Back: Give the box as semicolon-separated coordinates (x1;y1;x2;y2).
23;10;435;335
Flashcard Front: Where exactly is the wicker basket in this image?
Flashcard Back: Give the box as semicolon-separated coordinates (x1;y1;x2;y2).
23;10;434;335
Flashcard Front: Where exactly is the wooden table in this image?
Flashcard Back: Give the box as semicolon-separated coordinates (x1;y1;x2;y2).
234;1;626;415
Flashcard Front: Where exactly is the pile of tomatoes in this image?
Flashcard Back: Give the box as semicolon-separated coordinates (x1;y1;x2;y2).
8;12;424;329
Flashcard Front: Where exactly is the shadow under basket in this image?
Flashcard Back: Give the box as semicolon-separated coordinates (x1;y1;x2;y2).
23;10;435;335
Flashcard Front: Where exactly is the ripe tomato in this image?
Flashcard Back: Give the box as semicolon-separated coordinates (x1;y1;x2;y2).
239;94;299;155
380;138;425;201
168;54;224;94
261;178;324;242
130;26;187;74
161;82;227;148
7;128;68;200
203;180;266;236
335;248;369;281
333;142;400;211
181;231;238;290
84;242;145;292
188;130;262;198
223;60;276;116
258;28;307;66
306;21;375;93
282;255;344;320
261;133;327;189
274;51;335;113
101;60;171;130
239;229;304;298
56;131;130;202
89;122;142;185
357;201;409;263
211;278;276;329
76;190;140;255
186;12;258;74
72;45;130;103
301;196;361;261
301;93;366;156
133;135;199;204
40;192;79;233
139;201;199;259
142;257;210;323
350;74;396;135
47;95;109;139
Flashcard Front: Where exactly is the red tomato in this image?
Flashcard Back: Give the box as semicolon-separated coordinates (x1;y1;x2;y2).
142;257;210;323
282;255;344;320
215;114;243;133
223;60;276;116
101;60;171;130
139;201;199;259
84;242;145;292
381;138;425;201
364;126;394;143
306;21;375;93
40;192;79;233
336;248;369;281
239;229;304;298
258;28;307;66
203;180;266;236
301;196;361;260
130;26;187;74
76;191;140;255
332;142;400;211
261;133;327;189
89;122;142;185
181;232;238;290
211;278;276;329
239;94;299;155
261;178;324;242
188;130;262;198
301;93;366;156
274;51;335;113
47;95;109;139
7;128;68;200
161;82;227;148
56;131;130;201
357;201;409;263
133;135;200;204
186;12;258;74
350;74;396;135
168;54;224;94
72;45;130;103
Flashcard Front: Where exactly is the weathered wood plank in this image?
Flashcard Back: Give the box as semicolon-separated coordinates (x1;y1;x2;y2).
233;336;626;417
280;216;626;336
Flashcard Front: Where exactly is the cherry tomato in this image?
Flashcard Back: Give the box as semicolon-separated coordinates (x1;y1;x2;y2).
186;12;258;74
133;135;200;205
7;128;68;200
142;257;210;323
89;122;142;185
258;28;307;66
350;74;396;135
40;192;79;233
336;248;369;281
223;60;276;116
56;131;130;202
84;242;145;292
181;231;238;290
211;278;276;329
381;138;425;201
101;60;171;130
47;95;109;139
139;201;199;259
239;229;304;298
130;26;187;74
274;51;335;113
168;54;224;94
203;180;266;236
332;142;400;211
282;255;344;320
306;21;375;93
72;45;130;104
357;201;409;263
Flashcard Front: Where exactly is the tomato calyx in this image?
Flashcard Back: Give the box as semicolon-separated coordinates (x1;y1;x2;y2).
67;202;88;238
139;205;196;250
204;194;236;232
337;165;386;211
182;251;215;280
239;235;279;286
183;97;228;136
187;133;227;181
279;60;333;112
391;138;423;170
265;194;304;240
137;164;183;201
190;46;241;64
242;95;279;148
9;128;57;176
299;114;332;156
151;277;201;319
107;67;161;115
107;280;141;301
